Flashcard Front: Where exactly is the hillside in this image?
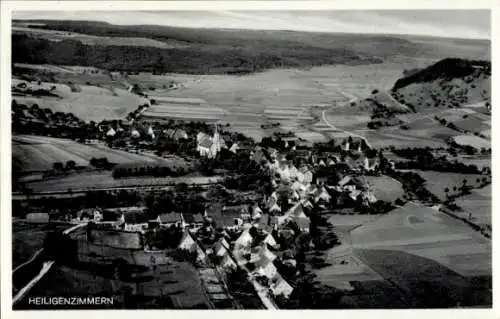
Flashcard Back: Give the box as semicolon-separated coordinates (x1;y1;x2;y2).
390;58;491;112
12;20;490;75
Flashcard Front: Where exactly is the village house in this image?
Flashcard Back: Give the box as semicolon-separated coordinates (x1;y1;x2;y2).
214;237;231;257
220;254;238;270
156;213;181;227
254;256;278;279
75;208;103;223
270;273;294;298
164;128;188;140
337;176;357;192
297;166;313;185
178;230;208;264
314;186;332;203
234;228;253;250
229;142;240;153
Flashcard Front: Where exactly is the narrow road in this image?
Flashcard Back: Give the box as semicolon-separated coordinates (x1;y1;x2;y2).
235;259;278;309
13;261;55;305
13;223;88;306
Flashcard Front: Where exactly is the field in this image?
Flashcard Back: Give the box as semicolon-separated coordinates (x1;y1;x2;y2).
12;135;171;172
12;77;147;122
454;184;491;227
452;135;490;149
411;170;484;201
21;260;210;309
146;62;418;141
350;202;491;278
24;170;222;193
142;96;224;122
365;175;404;202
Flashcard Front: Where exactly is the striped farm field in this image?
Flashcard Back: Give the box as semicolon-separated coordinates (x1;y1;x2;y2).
24;171;222;193
12;135;168;172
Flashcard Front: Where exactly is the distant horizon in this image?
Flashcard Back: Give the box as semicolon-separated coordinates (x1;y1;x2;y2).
13;10;491;40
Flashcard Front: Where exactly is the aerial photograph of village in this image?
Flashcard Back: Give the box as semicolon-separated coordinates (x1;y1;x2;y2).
10;9;492;310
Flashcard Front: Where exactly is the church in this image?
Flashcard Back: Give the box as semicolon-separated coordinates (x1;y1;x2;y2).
196;124;226;158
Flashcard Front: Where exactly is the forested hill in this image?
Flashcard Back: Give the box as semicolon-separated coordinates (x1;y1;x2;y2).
12;19;490;75
390;58;491;112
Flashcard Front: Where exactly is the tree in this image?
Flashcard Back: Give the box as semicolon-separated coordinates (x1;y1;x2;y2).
66;160;76;170
53;162;63;170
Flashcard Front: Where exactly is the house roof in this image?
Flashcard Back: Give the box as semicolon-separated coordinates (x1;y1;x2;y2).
157;213;180;224
255;255;276;270
291;216;310;230
269;203;281;213
122;211;148;224
258;214;270;230
192;213;205;223
173;129;188;140
288;203;305;218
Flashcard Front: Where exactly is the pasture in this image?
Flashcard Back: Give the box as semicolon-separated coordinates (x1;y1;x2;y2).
12;135;169;172
24;171;222;193
412;170;484;201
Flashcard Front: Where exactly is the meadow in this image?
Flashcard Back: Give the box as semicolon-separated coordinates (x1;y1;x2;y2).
413;170;484;201
12;135;169;172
